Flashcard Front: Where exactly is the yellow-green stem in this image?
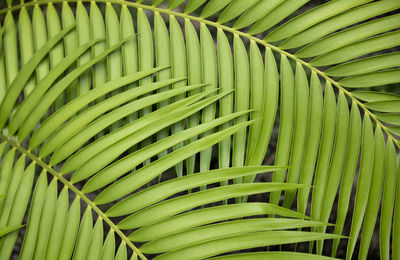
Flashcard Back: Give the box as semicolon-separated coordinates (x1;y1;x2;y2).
3;0;397;149
0;133;148;260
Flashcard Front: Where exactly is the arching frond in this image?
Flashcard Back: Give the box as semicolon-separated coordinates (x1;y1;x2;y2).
0;1;399;260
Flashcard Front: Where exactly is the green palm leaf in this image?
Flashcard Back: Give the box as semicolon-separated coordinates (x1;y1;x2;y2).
1;1;399;259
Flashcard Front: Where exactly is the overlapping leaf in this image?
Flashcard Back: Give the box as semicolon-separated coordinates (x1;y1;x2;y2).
0;1;399;260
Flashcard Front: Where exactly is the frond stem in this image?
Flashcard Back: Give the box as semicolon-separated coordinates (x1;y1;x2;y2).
1;0;398;148
0;133;147;260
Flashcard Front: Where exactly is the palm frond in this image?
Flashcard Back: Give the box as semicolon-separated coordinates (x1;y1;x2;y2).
0;1;399;259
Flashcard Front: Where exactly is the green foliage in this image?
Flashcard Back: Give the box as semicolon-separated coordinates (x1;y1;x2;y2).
0;0;399;259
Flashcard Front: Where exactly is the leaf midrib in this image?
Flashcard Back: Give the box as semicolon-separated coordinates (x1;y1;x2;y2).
0;1;398;258
2;0;398;149
0;133;148;260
